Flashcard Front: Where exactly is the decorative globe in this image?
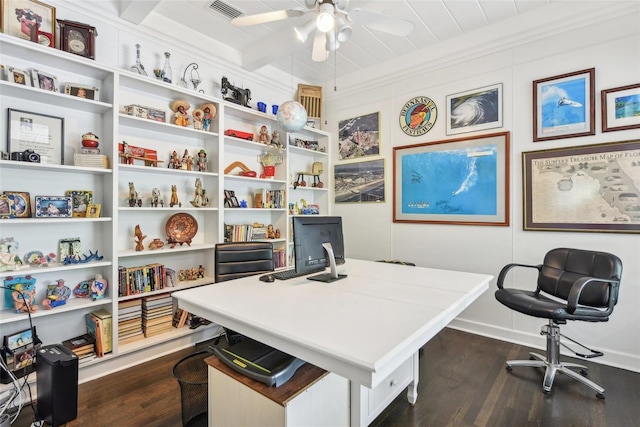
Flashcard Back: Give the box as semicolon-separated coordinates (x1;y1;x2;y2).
276;101;308;132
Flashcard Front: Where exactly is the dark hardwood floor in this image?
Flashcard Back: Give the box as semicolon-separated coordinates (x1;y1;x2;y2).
12;328;640;427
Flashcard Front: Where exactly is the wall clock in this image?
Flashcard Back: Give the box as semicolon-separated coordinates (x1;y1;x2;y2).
57;20;96;60
399;96;438;136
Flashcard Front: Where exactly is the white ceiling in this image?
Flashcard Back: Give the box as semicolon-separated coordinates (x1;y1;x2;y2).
123;0;556;85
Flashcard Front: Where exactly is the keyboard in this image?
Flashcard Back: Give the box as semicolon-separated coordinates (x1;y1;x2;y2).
271;268;323;280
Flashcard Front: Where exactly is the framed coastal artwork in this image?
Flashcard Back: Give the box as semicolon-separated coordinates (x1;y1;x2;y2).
446;83;503;135
601;83;640;132
393;132;510;226
334;159;385;203
338;112;380;160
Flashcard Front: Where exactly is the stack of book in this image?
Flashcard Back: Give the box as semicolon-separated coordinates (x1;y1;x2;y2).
118;299;144;345
73;153;109;168
142;295;173;337
172;308;190;329
62;333;96;365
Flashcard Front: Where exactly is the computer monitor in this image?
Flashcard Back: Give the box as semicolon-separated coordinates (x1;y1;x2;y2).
292;215;347;283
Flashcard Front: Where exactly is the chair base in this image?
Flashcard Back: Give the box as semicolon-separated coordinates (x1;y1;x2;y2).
506;323;605;398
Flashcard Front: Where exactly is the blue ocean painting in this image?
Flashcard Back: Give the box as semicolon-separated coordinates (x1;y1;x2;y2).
401;144;497;215
541;77;586;130
615;93;640;119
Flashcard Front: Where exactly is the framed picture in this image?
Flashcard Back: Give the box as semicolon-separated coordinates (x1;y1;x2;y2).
66;190;93;217
6;66;32;86
446;83;503;135
2;0;56;42
601;83;640;132
338;112;380;160
64;83;99;101
34;195;72;218
31;68;58;92
334;159;385;203
3;191;31;218
523;139;640;233
393;131;510;226
59;237;81;261
7;108;64;165
533;68;595;141
86;203;101;218
223;190;239;208
0;194;16;219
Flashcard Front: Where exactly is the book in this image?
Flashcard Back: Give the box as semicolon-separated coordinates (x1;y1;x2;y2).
91;309;113;354
85;314;104;357
62;334;96;356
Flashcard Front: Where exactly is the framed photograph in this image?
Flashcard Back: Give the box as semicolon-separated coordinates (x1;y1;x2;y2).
31;68;58;92
393;131;510;226
523;139;640;233
2;0;56;42
6;66;32;86
223;190;239;208
0;194;16;219
34;195;72;218
66;190;93;217
3;191;31;218
338;112;380;160
7;108;64;165
86;203;101;218
59;237;81;261
334;159;385;203
64;83;99;101
533;68;595;141
446;83;502;135
601;83;640;132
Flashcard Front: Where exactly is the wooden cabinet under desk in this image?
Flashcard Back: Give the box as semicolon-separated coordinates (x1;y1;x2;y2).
206;355;349;427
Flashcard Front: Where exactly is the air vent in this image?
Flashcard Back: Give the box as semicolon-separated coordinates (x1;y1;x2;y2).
209;0;244;20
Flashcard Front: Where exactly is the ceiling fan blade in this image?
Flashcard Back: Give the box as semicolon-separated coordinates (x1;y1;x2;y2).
348;8;414;37
231;8;306;26
312;29;329;62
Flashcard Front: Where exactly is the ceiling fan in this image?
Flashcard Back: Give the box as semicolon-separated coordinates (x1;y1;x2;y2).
231;0;415;62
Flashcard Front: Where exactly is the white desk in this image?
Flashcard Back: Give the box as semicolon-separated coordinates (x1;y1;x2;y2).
173;259;492;426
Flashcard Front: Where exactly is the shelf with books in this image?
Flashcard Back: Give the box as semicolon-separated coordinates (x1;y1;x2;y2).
117;276;214;302
117;323;223;355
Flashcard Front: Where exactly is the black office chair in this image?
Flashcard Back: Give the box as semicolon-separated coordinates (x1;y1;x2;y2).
214;242;274;344
495;248;622;398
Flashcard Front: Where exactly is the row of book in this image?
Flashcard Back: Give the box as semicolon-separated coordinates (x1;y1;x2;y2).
62;309;112;364
142;295;173;338
273;249;286;269
224;224;283;242
118;263;167;297
118;299;144;345
254;189;286;209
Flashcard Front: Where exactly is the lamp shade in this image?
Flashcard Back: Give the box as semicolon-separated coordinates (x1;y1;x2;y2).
276;101;308;132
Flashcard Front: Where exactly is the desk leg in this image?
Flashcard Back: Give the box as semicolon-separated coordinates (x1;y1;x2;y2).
350;381;367;427
407;351;419;405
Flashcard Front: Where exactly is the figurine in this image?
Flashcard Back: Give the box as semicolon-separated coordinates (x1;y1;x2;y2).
149;238;165;250
275;229;281;239
0;237;22;271
171;100;191;127
196;149;207;172
197;265;205;278
12;284;38;313
134;224;146;251
271;130;281;148
181;149;192;170
151;188;161;207
42;279;71;309
170;185;179;207
258;125;270;144
267;224;276;239
192;109;204;130
201;103;216;131
190;178;209;207
169;150;181;169
91;273;107;300
128;182;140;207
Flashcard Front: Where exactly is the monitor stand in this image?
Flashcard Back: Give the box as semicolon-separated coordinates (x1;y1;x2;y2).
307;242;347;283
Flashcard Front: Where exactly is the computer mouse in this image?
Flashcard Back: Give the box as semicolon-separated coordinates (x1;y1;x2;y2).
259;274;275;283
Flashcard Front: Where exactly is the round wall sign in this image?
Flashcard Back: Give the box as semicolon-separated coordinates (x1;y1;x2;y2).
399;96;437;136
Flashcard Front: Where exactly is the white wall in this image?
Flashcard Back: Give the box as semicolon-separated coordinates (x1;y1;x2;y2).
326;4;640;373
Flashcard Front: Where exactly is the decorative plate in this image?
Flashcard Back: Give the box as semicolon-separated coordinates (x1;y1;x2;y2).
24;251;44;266
165;213;198;247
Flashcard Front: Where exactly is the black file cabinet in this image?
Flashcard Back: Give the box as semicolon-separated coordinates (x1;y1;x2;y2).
37;344;78;426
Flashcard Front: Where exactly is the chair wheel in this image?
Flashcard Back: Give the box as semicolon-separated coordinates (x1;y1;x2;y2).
505;365;512;372
596;392;605;399
543;389;551;395
580;368;588;376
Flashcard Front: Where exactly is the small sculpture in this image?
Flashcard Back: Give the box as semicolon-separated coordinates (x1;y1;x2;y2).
275;229;281;239
258;125;270;144
196;149;207;172
134;225;146;251
169;150;182;169
91;273;107;300
151;188;161;207
267;224;276;239
197;265;205;279
190;178;209;207
42;279;71;309
181;149;192;170
12;284;38;313
171;100;191;127
0;237;23;271
192;109;204;130
128;182;140;207
170;185;179;207
149;238;165;250
271;130;281;148
201;103;216;131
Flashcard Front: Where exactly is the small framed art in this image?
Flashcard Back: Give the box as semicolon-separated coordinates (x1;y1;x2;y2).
533;68;595;141
601;83;640;132
3;191;31;218
334;159;385;203
2;0;57;42
31;68;58;92
66;190;93;217
7;108;64;165
6;66;32;86
0;194;16;219
446;83;503;135
34;196;72;218
338;112;380;159
86;203;101;218
64;83;99;101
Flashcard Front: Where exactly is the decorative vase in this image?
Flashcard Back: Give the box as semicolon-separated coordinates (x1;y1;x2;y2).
162;52;172;84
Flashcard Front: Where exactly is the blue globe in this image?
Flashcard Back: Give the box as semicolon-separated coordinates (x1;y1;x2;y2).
276;101;308;132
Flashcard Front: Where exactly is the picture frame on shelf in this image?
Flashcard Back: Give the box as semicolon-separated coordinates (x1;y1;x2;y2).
223;190;239;208
6;66;32;86
86;203;101;218
3;274;37;310
7;108;64;165
0;194;16;219
31;68;58;92
66;190;93;217
3;191;31;218
523;139;640;233
446;83;503;135
533;68;595;141
64;83;99;101
34;195;72;218
2;0;56;42
334;159;385;203
601;83;640;132
393;132;510;226
338;111;380;160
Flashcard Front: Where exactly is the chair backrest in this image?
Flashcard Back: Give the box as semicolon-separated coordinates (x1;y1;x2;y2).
214;242;274;283
538;248;623;308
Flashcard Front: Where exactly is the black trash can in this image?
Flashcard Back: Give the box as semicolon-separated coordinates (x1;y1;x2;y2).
172;351;209;427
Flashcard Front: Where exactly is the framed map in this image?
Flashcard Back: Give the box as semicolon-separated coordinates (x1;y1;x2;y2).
338;112;380;160
393;132;510;225
523;139;640;233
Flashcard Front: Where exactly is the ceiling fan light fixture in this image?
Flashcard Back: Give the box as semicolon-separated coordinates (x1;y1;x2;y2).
336;17;352;42
294;19;316;43
326;30;340;51
316;3;335;32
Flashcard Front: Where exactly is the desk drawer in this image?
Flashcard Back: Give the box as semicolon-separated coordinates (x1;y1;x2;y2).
369;357;413;418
